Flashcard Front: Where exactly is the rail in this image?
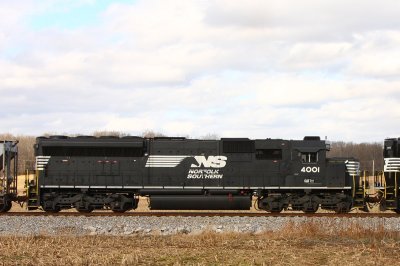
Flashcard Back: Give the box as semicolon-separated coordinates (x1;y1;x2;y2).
0;211;399;218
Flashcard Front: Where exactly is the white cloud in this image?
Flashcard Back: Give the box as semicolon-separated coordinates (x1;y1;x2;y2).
281;42;352;69
0;0;399;142
347;31;400;77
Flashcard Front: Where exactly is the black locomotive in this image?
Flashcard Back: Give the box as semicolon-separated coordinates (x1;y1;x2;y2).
381;138;400;212
11;135;361;213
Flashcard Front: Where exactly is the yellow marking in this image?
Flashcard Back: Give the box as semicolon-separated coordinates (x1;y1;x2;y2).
362;170;366;196
395;172;398;198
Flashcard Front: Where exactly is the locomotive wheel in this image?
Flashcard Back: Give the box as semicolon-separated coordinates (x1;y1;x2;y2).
4;202;12;212
269;208;283;213
302;201;319;213
265;202;283;213
111;202;130;213
42;201;61;213
334;202;351;213
112;209;127;213
76;206;94;213
0;201;12;212
291;205;303;211
43;206;61;213
75;202;94;213
379;200;387;212
111;204;129;213
110;200;133;213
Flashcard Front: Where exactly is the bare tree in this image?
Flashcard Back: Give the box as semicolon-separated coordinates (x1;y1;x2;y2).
199;133;220;140
93;130;128;137
328;141;383;173
0;134;36;173
141;130;166;138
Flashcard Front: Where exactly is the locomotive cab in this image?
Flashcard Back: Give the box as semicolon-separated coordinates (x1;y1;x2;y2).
381;138;400;212
255;137;358;213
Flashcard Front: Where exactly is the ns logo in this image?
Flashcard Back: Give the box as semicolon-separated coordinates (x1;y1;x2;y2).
191;156;227;168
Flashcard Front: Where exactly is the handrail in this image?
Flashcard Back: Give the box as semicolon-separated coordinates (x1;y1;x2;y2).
363;170;366;195
25;169;30;199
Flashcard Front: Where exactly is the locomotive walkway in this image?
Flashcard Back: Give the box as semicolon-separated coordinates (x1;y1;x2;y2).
1;211;398;218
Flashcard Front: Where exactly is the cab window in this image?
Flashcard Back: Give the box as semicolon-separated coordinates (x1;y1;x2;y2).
256;149;282;160
301;152;318;163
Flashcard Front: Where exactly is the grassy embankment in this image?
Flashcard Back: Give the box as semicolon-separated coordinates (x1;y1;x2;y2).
0;222;399;265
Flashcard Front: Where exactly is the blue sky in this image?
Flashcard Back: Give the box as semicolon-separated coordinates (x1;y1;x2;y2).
29;1;135;30
0;0;400;142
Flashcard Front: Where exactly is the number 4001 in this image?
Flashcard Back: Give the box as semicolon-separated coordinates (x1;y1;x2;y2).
301;166;320;173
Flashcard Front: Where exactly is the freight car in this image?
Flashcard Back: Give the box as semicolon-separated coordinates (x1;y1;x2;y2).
0;140;18;212
0;135;362;214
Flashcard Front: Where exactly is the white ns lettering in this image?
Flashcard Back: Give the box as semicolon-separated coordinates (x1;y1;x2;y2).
191;156;227;168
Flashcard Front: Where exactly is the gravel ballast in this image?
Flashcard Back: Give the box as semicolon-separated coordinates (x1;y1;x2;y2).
1;216;400;236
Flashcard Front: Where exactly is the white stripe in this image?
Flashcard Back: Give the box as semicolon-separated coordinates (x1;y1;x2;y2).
39;185;352;190
146;162;182;164
145;165;180;167
147;160;184;163
146;163;184;165
149;157;189;159
146;165;177;168
149;155;190;158
36;156;51;170
384;158;400;172
145;155;190;168
279;186;352;189
146;165;180;167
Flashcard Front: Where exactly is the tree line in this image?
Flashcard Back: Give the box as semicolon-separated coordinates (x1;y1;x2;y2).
328;141;383;174
1;132;383;174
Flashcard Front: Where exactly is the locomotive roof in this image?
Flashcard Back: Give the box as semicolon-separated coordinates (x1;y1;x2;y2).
36;135;324;140
35;135;326;144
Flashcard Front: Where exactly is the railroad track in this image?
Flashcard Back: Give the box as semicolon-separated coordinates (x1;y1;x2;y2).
1;211;399;218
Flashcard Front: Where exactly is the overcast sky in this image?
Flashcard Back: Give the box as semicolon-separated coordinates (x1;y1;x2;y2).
1;0;399;142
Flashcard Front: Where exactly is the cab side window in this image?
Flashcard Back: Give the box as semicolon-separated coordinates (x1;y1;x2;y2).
301;152;318;163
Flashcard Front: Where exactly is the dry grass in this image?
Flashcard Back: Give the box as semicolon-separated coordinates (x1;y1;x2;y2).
0;223;400;265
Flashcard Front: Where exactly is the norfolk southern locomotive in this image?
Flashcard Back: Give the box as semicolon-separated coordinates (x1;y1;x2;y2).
381;138;400;212
0;135;370;213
